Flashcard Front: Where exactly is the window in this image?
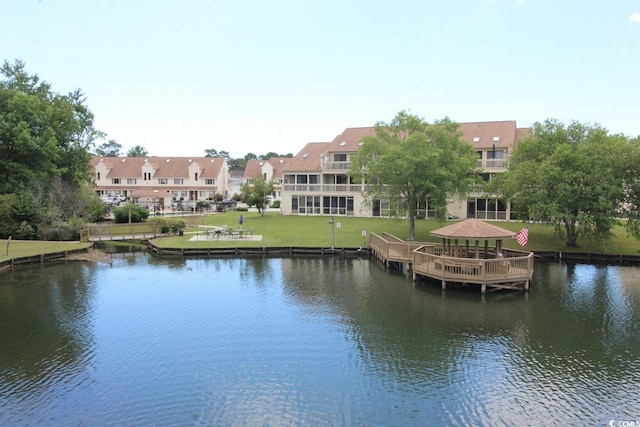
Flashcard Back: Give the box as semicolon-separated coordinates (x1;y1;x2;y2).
143;172;150;181
97;172;101;180
334;153;347;162
194;173;198;181
112;178;120;184
205;178;214;185
468;197;507;220
335;175;348;184
127;178;137;184
292;196;320;214
323;196;354;215
159;178;168;184
174;178;183;185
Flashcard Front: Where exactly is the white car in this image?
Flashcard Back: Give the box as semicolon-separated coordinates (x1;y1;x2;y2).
101;196;121;206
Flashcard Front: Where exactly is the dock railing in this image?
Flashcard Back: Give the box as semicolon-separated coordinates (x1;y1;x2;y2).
412;244;534;285
369;232;434;265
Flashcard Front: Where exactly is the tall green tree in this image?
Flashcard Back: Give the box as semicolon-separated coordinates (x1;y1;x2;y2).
349;111;477;240
241;175;274;215
204;148;231;159
492;119;630;247
228;157;246;170
620;135;640;240
0;59;97;193
126;145;148;157
0;59;102;239
96;139;122;156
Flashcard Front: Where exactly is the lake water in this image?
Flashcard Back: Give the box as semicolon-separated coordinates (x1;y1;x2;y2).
1;250;639;426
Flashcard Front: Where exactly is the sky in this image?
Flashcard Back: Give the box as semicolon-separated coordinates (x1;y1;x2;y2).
2;0;639;158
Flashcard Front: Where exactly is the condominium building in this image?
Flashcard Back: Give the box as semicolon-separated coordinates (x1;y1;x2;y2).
279;120;530;220
91;156;229;210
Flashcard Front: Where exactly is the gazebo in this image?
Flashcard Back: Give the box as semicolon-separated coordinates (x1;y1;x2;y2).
412;219;534;293
430;218;517;259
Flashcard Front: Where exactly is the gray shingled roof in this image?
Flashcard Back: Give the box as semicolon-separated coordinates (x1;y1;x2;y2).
431;219;515;239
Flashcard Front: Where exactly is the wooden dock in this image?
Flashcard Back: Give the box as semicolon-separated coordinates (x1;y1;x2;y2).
369;232;425;270
369;232;534;293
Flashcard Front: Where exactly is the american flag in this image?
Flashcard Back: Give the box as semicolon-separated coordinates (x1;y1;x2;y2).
514;227;529;246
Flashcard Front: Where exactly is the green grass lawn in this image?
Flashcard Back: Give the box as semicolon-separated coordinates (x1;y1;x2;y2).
150;211;640;255
0;240;91;262
2;211;639;261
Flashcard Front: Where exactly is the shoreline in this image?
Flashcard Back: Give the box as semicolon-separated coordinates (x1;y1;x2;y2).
3;241;640;275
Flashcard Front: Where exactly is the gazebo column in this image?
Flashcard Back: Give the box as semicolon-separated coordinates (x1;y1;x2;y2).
475;240;480;258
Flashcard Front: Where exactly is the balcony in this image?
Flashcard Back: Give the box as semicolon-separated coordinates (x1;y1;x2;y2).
322;161;351;171
477;159;507;170
283;184;322;192
283;184;363;193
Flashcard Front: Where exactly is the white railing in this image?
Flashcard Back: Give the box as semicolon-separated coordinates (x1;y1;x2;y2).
283;184;363;193
477;159;507;169
322;161;351;170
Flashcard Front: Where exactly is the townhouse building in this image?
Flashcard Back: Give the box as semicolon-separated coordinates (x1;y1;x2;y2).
91;156;230;210
242;157;291;200
279;120;530;220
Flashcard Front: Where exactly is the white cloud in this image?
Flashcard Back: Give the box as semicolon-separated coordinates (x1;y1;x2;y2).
517;0;524;4
630;12;640;23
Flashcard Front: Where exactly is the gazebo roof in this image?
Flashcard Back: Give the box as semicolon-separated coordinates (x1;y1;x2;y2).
431;219;515;240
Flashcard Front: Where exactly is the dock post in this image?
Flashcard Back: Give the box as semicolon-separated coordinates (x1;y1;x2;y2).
441;280;446;290
481;284;487;294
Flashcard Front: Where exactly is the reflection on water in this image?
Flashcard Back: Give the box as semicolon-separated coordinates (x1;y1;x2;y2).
1;255;639;426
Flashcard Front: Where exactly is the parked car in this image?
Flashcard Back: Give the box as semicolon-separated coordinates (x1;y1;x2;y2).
101;196;121;206
221;198;237;208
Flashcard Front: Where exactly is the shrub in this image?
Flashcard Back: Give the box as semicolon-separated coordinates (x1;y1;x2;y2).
196;201;208;212
271;200;281;208
39;218;84;241
113;203;150;223
168;219;186;234
147;217;169;233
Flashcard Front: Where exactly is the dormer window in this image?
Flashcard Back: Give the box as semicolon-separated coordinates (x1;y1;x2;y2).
493;136;500;142
473;137;480;143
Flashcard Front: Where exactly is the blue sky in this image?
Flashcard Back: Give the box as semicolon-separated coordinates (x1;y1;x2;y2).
2;0;639;157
